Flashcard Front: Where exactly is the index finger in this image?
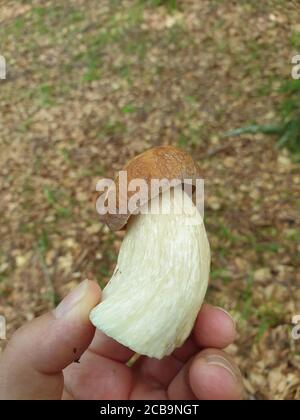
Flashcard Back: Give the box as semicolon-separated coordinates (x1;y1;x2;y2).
88;328;134;363
173;304;236;362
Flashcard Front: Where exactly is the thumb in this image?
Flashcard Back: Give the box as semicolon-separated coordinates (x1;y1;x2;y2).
0;280;101;400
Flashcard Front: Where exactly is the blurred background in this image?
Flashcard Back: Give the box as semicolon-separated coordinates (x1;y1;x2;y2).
0;0;299;400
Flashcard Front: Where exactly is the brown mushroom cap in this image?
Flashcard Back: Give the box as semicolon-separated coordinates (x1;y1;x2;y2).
98;146;202;231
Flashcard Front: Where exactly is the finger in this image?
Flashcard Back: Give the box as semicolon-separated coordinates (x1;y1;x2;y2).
89;329;134;363
132;355;182;387
172;304;236;363
172;337;199;362
0;280;100;400
62;388;74;400
168;349;244;400
189;349;244;400
63;350;133;400
193;304;236;349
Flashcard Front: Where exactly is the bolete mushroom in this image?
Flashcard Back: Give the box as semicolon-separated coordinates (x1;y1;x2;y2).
90;146;210;359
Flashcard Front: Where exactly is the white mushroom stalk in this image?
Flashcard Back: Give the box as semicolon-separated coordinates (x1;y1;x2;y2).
90;184;210;359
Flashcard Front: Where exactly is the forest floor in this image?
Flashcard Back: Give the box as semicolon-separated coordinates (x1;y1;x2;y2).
0;0;300;400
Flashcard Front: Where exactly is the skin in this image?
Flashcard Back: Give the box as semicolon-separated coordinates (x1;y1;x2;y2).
0;280;244;400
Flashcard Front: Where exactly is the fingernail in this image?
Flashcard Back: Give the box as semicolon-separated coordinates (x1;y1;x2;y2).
54;280;89;319
215;307;236;329
203;354;238;382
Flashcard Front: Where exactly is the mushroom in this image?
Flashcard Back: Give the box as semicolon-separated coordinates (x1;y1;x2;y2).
90;146;211;359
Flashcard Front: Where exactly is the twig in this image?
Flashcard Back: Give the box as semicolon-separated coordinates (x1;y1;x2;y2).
202;143;233;158
37;250;56;308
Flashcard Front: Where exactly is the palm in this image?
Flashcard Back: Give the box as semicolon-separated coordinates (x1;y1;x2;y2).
63;304;238;400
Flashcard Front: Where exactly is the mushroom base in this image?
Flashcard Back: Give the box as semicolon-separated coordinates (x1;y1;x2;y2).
90;187;210;359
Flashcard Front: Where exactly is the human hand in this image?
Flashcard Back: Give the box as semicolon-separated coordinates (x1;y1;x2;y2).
0;280;244;400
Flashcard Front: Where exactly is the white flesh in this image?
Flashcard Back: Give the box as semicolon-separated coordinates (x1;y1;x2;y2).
90;186;210;359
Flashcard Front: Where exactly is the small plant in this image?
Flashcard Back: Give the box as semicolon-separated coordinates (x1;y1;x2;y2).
255;302;285;341
224;79;300;154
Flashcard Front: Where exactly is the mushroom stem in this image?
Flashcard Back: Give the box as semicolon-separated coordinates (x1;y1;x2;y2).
90;185;210;359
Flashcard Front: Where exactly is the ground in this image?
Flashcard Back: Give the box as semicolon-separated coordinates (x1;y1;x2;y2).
0;0;299;400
